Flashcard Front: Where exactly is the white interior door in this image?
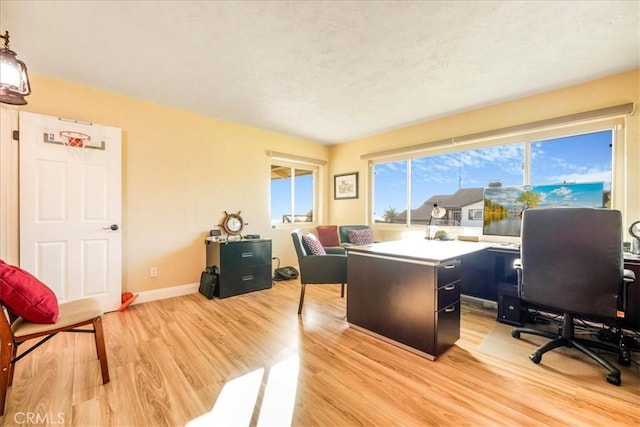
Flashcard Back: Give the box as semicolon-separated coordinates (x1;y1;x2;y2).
19;111;122;311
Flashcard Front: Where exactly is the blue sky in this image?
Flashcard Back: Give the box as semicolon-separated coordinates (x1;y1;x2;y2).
271;174;313;223
270;129;613;223
373;130;612;218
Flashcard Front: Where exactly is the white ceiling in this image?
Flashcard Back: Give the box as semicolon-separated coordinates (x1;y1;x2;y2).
2;1;638;144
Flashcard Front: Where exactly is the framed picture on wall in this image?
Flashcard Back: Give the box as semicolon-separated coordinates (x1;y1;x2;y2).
334;172;358;200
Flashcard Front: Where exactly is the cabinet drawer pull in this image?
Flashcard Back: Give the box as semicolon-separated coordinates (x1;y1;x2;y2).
242;275;254;282
242;252;254;258
443;263;456;269
444;284;456;291
444;305;456;313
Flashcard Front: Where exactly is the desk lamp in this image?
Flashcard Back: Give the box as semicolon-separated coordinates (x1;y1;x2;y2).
426;203;446;240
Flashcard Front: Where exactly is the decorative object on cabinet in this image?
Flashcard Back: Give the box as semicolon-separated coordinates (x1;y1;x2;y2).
220;211;244;236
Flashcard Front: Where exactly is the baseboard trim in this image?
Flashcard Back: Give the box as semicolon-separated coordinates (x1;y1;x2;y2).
461;294;497;309
129;282;199;307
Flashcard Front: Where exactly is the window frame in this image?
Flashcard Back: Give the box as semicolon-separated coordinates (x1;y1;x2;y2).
270;159;320;228
369;117;624;230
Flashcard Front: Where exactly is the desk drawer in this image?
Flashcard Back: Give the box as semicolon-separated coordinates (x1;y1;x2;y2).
437;260;461;287
436;301;461;356
437;280;460;311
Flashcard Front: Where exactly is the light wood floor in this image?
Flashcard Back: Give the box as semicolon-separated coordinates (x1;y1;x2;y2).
1;279;638;426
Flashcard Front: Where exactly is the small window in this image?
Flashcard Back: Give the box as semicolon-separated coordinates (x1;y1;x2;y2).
468;209;483;220
372;161;407;223
270;163;316;225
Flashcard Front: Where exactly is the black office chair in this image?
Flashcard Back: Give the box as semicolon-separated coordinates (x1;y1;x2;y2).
511;207;635;385
291;229;347;315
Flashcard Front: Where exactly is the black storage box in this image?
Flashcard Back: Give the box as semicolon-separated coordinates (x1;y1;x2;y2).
497;283;527;326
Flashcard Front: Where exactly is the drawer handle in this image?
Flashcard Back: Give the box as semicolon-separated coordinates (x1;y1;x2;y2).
443;263;456;269
444;305;456;313
242;252;254;258
444;284;456;291
242;275;254;282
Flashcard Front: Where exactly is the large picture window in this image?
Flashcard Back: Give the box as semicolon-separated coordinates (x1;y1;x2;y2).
270;163;316;225
372;127;614;232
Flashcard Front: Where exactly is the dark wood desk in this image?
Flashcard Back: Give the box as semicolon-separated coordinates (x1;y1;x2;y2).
462;245;640;331
346;240;488;360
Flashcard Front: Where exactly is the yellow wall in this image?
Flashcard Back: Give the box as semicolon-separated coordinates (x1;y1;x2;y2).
3;69;638;295
328;69;640;239
7;74;329;293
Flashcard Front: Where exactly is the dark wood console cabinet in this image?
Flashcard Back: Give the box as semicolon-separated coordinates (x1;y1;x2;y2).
205;238;272;298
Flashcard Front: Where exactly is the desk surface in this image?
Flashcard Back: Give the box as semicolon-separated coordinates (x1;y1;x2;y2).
346;240;490;264
486;241;640;263
345;239;640;264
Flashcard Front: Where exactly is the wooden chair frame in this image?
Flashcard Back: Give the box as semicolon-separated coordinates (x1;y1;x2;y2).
0;304;110;415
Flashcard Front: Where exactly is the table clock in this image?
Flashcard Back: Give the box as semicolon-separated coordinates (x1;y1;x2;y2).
220;211;244;236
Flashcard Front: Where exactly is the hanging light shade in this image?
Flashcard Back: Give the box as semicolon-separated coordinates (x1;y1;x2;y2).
0;31;31;105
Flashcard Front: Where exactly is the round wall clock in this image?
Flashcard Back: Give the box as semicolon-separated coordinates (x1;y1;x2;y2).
221;211;244;235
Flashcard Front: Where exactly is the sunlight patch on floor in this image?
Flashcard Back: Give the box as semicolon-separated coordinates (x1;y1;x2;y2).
257;354;299;426
187;354;299;427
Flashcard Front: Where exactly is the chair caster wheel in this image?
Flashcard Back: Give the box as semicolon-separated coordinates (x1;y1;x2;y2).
529;352;542;364
606;374;621;386
511;330;520;338
618;351;631;366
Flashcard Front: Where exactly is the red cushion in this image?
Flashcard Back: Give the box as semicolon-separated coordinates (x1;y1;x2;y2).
0;260;59;324
316;226;340;247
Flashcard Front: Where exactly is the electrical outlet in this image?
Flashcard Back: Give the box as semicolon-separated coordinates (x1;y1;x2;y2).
150;267;158;278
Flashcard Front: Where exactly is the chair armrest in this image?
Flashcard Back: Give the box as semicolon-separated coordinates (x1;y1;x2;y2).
623;268;636;283
325;246;347;255
299;254;347;284
514;259;523;291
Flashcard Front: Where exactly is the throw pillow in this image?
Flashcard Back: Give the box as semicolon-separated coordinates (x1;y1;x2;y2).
302;233;327;255
347;228;375;246
316;225;340;247
0;260;59;324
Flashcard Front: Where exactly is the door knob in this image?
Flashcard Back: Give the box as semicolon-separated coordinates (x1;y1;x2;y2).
103;224;119;231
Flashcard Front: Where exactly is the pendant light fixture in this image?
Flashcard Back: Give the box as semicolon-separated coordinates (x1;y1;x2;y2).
0;30;31;105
